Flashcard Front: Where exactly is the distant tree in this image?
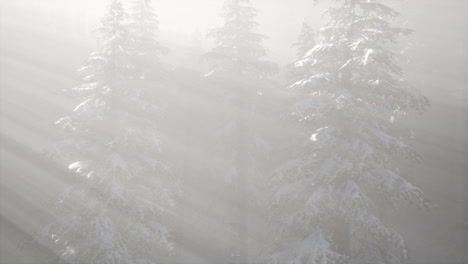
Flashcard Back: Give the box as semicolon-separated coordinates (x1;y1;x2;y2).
128;0;168;77
267;1;429;264
288;21;317;85
188;29;205;64
204;0;277;263
36;1;176;263
293;22;316;58
204;0;277;80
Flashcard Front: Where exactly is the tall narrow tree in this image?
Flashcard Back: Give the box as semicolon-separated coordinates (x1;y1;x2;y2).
205;0;276;80
288;21;317;86
129;0;168;77
204;1;276;263
293;22;316;58
268;1;429;264
36;1;176;263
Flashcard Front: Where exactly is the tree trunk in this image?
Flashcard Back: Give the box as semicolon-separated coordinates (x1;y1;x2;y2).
335;216;350;263
227;82;248;264
379;199;390;264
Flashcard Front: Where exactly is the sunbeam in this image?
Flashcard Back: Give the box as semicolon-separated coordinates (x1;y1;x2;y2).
1;0;467;263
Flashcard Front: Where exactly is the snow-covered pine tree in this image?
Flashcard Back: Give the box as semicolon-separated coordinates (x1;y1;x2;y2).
268;1;429;263
205;0;276;80
128;0;168;77
293;22;316;59
204;1;277;263
288;21;317;86
36;1;176;263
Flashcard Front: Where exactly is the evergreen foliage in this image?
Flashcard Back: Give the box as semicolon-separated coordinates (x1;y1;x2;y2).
205;0;277;80
268;1;429;263
37;1;176;263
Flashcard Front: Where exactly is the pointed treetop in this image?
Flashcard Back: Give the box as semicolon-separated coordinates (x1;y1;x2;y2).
205;0;277;80
293;22;316;58
129;0;168;56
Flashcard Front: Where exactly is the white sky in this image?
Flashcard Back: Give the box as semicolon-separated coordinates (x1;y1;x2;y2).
8;0;468;65
14;0;320;33
11;0;326;63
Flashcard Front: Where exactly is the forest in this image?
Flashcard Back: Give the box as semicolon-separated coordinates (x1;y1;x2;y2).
0;0;467;264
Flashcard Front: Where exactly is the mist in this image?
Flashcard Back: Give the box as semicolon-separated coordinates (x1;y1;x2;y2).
0;0;467;263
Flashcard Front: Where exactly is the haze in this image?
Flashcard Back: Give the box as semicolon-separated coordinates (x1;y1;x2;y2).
0;0;467;264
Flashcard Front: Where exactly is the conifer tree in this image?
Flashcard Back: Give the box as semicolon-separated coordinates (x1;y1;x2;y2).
268;1;429;264
129;0;168;76
293;22;316;58
205;0;276;80
204;1;277;263
36;1;176;263
288;21;317;85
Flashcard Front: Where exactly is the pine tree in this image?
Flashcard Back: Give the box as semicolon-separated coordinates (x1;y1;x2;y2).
293;22;316;58
288;21;317;86
268;1;429;264
128;0;168;77
204;1;277;263
36;1;176;263
204;0;276;80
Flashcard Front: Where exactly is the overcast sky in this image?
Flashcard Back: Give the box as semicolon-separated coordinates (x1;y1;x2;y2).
0;1;467;263
6;0;467;66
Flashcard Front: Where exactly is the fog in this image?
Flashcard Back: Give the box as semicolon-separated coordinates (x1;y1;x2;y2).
0;0;467;263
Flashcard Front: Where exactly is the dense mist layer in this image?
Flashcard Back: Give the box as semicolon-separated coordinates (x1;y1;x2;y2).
1;0;467;264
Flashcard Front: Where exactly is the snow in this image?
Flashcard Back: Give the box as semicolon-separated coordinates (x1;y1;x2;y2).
361;49;375;65
37;0;429;263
